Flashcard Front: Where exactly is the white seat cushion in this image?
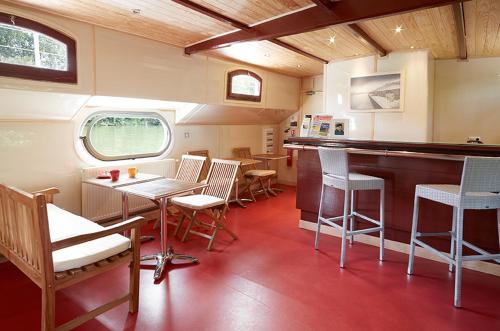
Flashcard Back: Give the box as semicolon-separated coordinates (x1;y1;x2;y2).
245;169;276;177
47;204;130;272
323;173;384;191
171;194;225;210
416;184;500;208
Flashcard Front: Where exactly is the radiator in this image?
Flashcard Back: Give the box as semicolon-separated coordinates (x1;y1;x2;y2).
82;159;177;222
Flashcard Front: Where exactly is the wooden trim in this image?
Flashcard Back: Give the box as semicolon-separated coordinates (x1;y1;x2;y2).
0;12;77;84
174;0;328;63
347;23;388;57
185;0;465;54
270;39;328;64
172;0;247;30
452;2;467;60
226;69;263;102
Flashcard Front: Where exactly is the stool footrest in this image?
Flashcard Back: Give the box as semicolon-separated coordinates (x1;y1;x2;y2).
416;231;451;237
413;239;453;264
319;218;382;236
352;212;380;226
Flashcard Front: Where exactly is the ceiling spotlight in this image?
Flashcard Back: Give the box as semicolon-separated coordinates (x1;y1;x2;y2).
410;45;415;49
297;64;302;68
328;35;336;44
264;53;271;57
394;25;403;33
132;8;141;14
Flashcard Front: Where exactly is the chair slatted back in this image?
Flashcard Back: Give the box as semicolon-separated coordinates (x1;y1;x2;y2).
187;150;211;181
318;147;349;178
460;157;500;195
0;184;53;286
175;155;206;183
202;159;240;202
233;147;256;172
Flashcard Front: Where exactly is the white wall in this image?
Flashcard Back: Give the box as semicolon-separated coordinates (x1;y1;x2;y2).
433;57;500;144
0;118;273;214
324;51;434;142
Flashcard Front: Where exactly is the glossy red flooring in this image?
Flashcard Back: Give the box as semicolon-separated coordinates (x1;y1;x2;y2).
1;186;499;330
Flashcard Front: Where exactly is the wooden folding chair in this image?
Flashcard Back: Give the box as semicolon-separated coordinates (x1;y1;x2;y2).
0;185;146;331
187;150;211;182
233;147;276;201
171;159;240;250
154;154;206;233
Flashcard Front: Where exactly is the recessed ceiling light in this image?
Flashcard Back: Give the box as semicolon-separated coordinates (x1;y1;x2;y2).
297;64;302;68
264;53;270;57
394;25;403;33
410;45;415;49
328;35;336;44
132;8;141;14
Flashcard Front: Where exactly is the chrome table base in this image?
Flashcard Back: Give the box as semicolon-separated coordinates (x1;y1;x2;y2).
141;246;198;280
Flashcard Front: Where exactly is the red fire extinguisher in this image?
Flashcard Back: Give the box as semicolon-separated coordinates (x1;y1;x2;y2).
287;149;293;167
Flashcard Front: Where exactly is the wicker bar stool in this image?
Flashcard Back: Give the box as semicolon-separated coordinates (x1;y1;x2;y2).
315;147;385;268
407;156;500;307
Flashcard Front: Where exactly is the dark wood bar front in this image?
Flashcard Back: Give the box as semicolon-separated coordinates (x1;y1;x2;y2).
287;138;500;253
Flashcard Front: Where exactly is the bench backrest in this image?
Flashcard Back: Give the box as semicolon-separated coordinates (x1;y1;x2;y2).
0;184;53;287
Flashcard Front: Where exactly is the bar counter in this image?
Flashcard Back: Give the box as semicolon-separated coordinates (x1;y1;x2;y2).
285;138;500;253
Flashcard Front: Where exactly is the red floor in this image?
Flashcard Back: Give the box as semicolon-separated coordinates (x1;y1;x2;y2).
1;186;499;330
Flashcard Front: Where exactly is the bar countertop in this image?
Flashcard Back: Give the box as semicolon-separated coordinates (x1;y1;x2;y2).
286;137;500;158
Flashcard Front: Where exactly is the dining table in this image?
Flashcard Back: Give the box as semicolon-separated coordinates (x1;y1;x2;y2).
225;157;262;208
83;172;164;242
117;178;207;280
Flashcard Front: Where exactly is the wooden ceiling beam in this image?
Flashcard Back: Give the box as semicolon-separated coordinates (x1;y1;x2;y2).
311;0;339;11
348;23;388;57
185;0;466;55
452;1;467;60
173;0;328;64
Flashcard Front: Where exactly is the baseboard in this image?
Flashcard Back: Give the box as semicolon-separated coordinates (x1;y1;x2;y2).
299;220;500;277
277;179;296;186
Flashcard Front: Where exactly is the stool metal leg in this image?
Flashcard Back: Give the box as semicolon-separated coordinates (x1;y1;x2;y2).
497;209;500;249
454;208;464;307
315;184;325;250
407;195;420;275
349;190;355;245
340;189;351;268
449;207;458;272
379;188;385;261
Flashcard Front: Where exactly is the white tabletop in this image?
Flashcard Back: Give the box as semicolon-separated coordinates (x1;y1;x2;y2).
83;173;163;189
117;178;207;200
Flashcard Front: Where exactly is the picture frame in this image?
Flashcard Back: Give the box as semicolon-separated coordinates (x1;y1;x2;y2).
349;71;405;112
332;119;349;139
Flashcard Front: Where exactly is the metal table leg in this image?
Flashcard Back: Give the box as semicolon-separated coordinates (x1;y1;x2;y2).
140;197;198;280
122;192;155;243
228;173;253;208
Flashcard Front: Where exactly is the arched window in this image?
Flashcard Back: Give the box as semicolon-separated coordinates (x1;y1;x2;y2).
227;69;262;102
0;12;77;83
80;112;172;161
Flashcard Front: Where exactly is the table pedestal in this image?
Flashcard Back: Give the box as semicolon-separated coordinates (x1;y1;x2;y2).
140;197;198;280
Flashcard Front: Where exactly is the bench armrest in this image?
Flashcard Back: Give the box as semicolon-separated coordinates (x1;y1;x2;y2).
32;187;60;203
51;216;147;251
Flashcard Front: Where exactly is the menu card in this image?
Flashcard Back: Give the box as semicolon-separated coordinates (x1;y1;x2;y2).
310;115;333;138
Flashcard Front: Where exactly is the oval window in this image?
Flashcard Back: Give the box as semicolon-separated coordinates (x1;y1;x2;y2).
81;112;171;161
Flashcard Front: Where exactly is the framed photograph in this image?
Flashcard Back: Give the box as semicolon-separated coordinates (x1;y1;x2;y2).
332;119;349;139
349;72;404;112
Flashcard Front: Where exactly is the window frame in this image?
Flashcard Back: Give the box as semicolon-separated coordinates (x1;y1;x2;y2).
226;69;262;102
80;112;172;162
0;12;77;83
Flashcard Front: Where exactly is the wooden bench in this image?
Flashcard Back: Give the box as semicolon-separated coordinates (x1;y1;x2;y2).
0;184;147;331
